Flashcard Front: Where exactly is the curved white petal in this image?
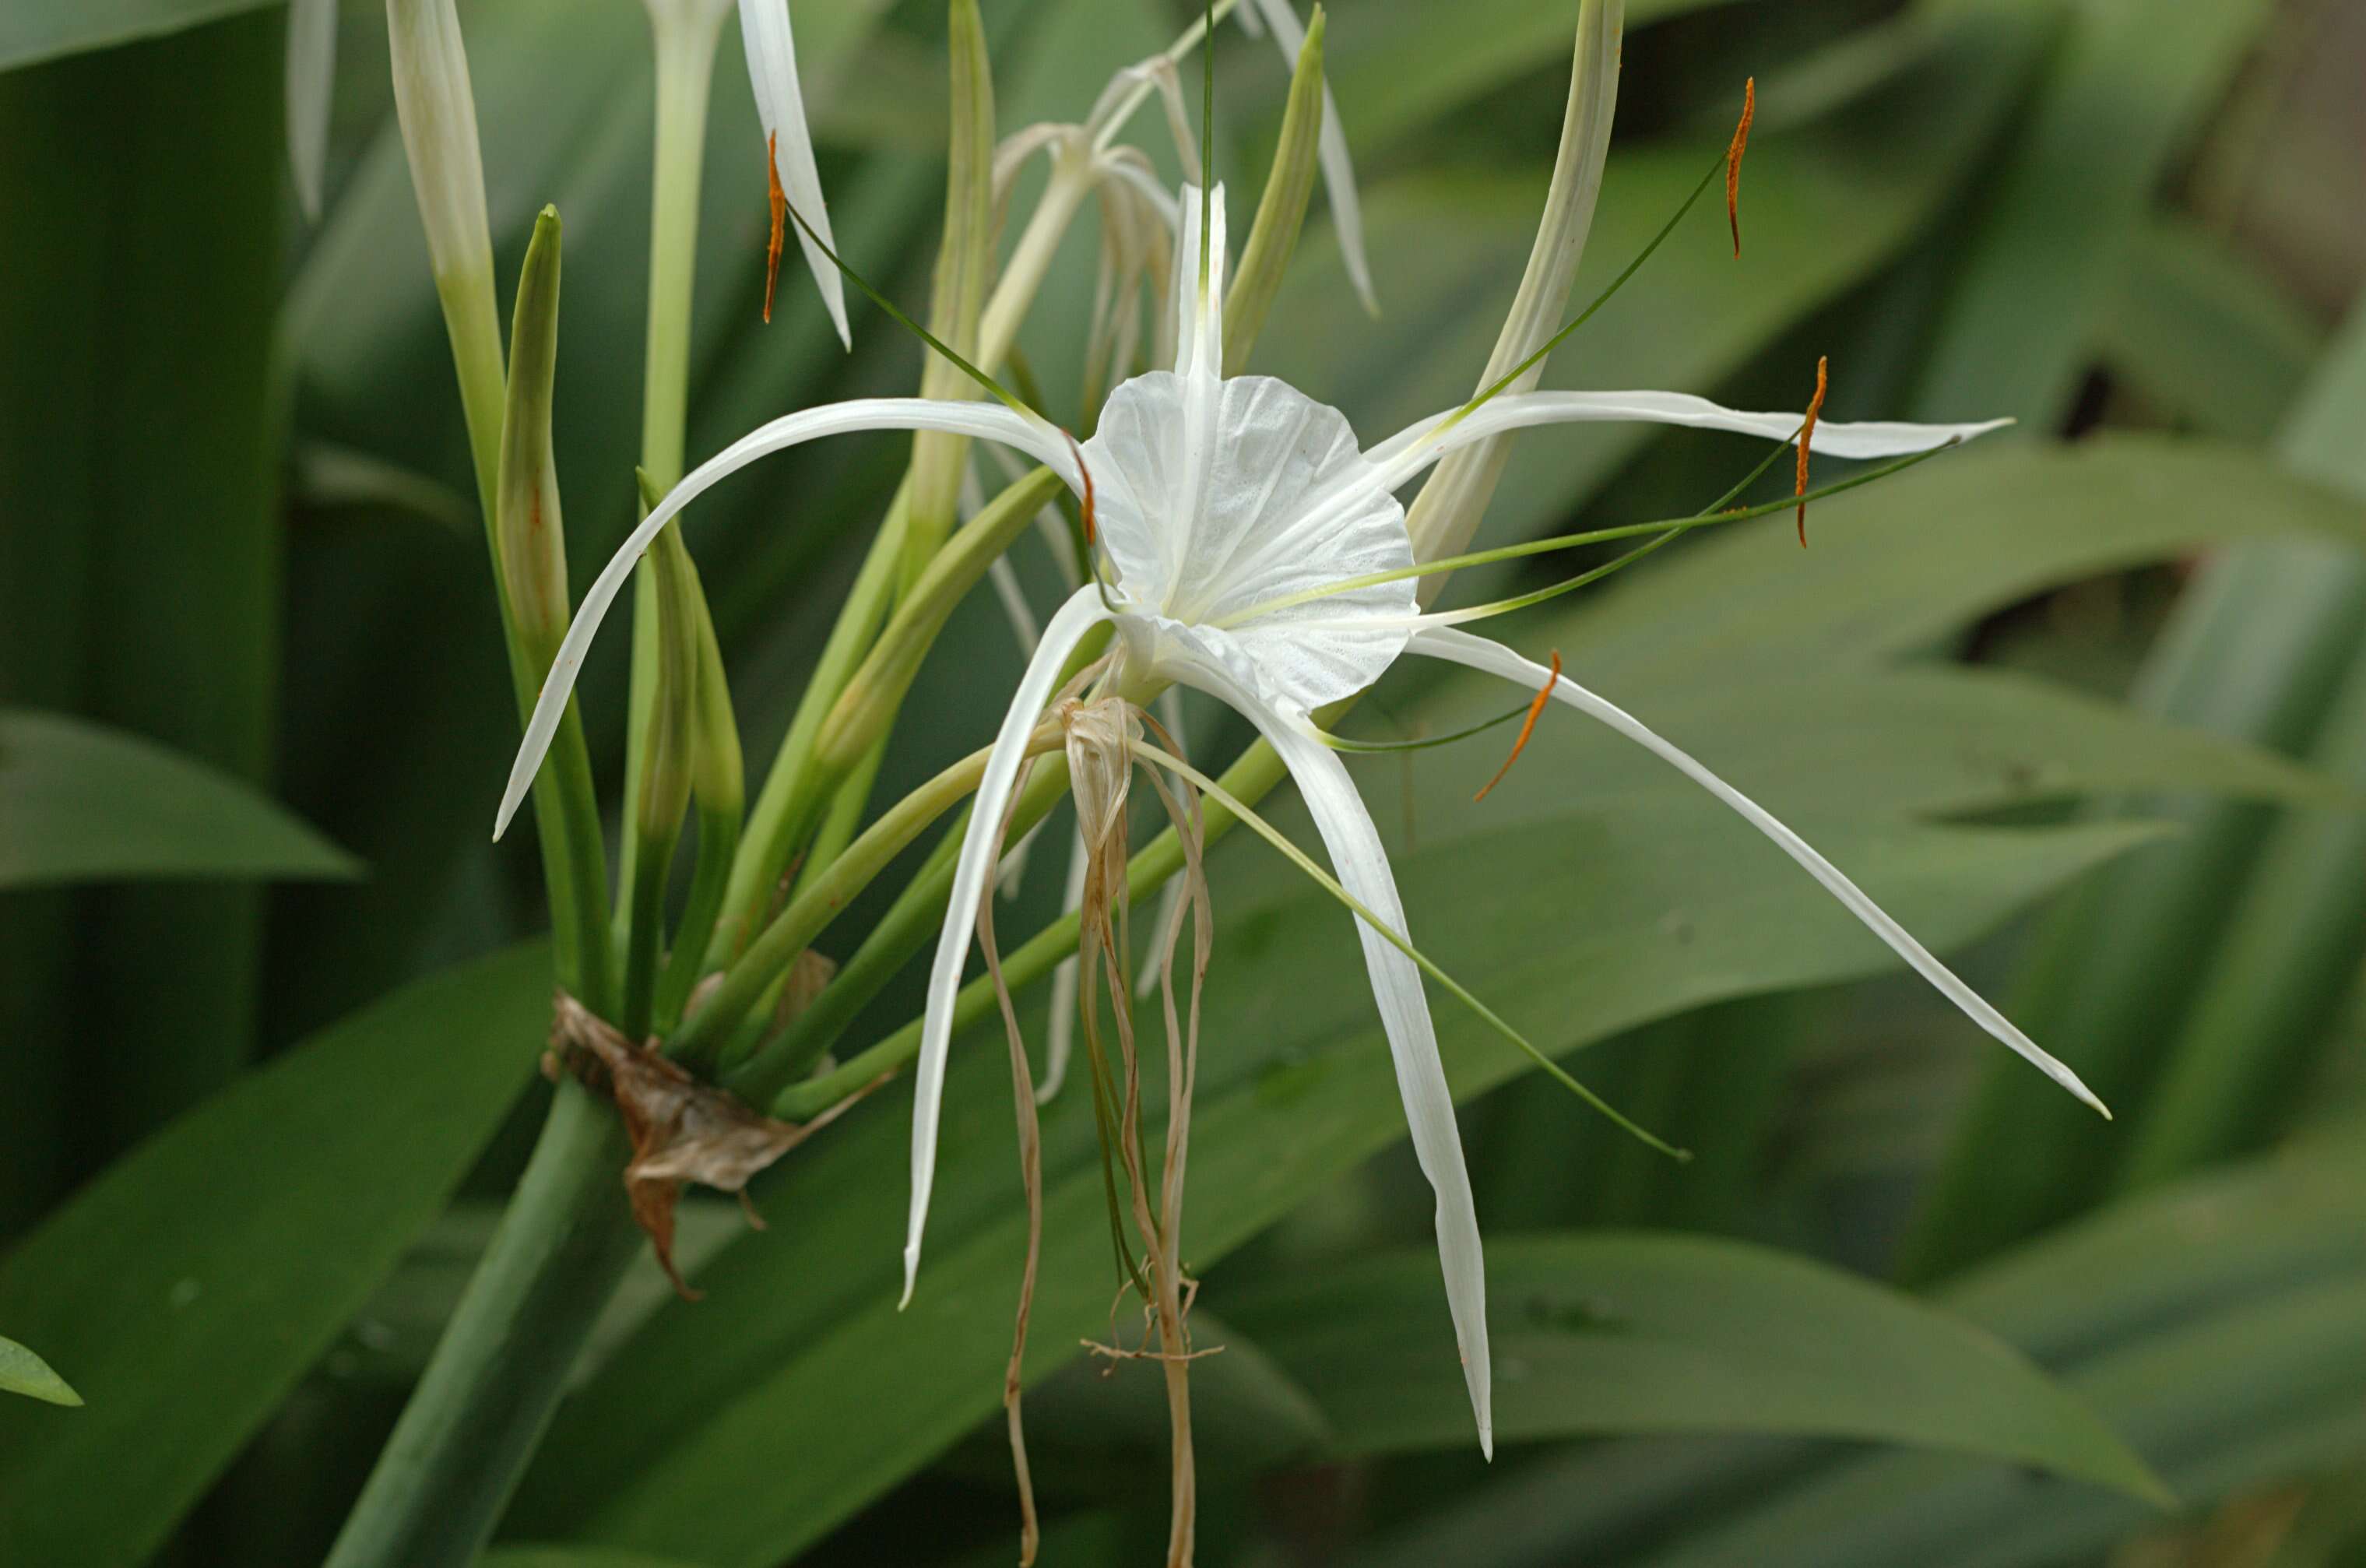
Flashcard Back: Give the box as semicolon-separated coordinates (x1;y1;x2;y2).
908;587;1113;1303
494;399;1081;838
1408;627;2108;1117
1167;653;1491;1457
1240;0;1376;315
1369;390;2012;490
1172;182;1229;384
738;0;851;347
286;0;337;220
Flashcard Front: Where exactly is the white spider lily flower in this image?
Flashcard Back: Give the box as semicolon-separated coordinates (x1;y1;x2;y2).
903;187;2083;1459
286;0;338;220
738;0;850;346
495;185;2093;1462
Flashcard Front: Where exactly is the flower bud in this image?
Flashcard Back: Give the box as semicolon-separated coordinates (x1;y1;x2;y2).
635;526;701;849
1404;0;1622;585
497;208;571;672
385;0;504;508
906;0;998;575
1223;5;1327;374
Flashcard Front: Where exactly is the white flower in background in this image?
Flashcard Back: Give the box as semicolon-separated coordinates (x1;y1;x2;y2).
738;0;849;346
494;179;2097;1460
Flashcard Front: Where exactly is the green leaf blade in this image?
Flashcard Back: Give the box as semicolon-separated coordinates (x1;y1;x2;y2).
0;944;550;1568
1222;1234;2167;1503
0;1336;80;1408
0;709;360;891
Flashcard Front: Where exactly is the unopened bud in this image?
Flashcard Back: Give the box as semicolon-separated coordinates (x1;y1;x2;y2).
906;0;998;577
1223;6;1326;374
1404;0;1622;582
386;0;504;509
386;0;494;292
497;208;572;670
636;522;702;846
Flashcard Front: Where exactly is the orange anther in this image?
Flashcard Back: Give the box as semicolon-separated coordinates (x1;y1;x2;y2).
1726;78;1755;261
1475;651;1561;804
763;132;787;324
1796;354;1828;547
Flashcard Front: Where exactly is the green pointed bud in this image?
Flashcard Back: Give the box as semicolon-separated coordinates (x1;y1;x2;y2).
1404;0;1622;581
385;0;504;515
617;509;704;1037
817;466;1067;773
631;468;746;1032
631;469;740;823
1223;5;1327;374
905;0;997;579
497;207;572;673
637;529;701;849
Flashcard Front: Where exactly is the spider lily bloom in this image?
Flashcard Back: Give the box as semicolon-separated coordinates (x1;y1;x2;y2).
496;185;2097;1457
910;188;2093;1459
738;0;849;345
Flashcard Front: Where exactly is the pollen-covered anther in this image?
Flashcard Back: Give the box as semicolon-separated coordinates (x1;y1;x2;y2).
1797;355;1829;547
1474;650;1562;803
1727;77;1755;260
763;132;788;324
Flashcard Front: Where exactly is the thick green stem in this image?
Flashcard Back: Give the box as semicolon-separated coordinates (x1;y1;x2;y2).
321;1084;644;1568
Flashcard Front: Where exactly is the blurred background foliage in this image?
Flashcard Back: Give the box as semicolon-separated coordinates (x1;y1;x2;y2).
3;0;2366;1563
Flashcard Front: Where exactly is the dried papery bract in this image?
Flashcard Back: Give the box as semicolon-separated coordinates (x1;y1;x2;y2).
543;994;865;1296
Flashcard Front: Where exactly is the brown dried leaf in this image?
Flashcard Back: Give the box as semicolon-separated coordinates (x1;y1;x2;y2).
546;993;856;1299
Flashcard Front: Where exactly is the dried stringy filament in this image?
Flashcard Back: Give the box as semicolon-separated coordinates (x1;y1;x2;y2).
979;754;1046;1568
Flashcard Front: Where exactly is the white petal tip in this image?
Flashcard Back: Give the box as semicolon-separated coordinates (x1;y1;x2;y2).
898;1249;919;1310
2048;1059;2110;1119
1480;1429;1495;1462
491;796;522;843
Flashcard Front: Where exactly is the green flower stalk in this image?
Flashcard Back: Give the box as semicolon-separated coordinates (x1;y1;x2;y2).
613;0;733;952
383;0;612;1011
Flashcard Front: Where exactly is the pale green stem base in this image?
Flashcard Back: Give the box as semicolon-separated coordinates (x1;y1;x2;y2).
322;1083;643;1568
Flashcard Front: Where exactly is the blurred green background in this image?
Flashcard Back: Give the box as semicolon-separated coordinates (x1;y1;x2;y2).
4;0;2366;1563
